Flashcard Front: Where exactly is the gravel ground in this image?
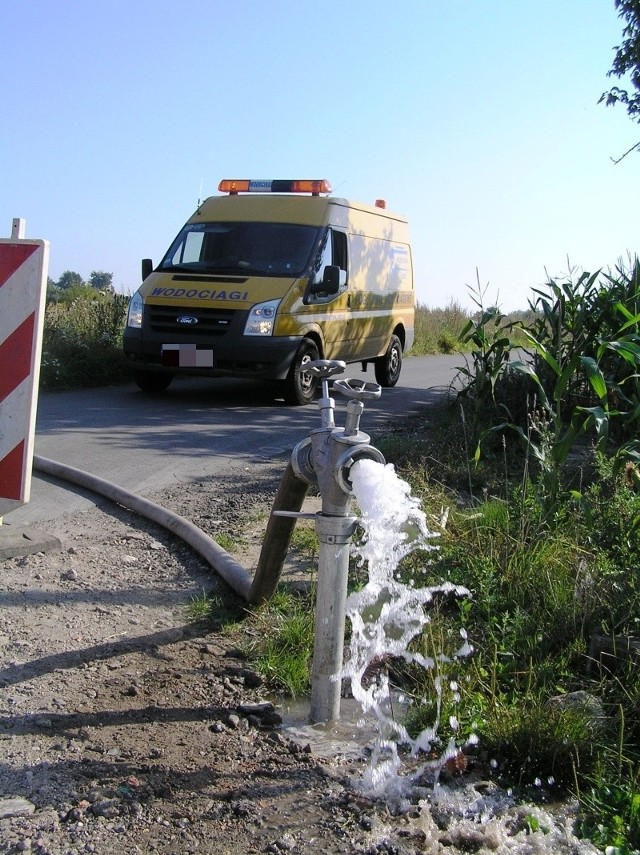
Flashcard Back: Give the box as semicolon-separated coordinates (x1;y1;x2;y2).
0;460;602;854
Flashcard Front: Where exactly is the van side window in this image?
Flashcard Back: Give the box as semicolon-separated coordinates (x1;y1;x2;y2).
308;228;348;301
332;230;347;274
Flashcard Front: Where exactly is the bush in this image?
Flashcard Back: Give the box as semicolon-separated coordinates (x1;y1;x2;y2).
412;300;471;354
40;292;131;390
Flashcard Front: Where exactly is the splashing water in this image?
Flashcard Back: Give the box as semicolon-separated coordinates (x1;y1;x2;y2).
328;458;601;852
341;458;473;804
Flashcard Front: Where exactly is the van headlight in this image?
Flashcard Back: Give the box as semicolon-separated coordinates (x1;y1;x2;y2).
244;299;280;336
127;290;144;328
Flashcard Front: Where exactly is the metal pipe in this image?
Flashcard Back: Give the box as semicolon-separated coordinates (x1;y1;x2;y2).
309;514;357;722
248;462;309;605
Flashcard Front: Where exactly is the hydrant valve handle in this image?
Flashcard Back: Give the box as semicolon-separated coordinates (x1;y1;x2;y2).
333;378;382;401
302;359;346;378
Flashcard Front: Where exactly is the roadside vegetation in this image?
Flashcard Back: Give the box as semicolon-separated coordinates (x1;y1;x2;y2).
240;258;640;854
40;270;131;390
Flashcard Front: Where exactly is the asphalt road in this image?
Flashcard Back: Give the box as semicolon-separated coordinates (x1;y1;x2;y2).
4;354;464;526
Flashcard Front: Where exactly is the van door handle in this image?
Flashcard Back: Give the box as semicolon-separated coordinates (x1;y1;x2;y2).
347;294;352;309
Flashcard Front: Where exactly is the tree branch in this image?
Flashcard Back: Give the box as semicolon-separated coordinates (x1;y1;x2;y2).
611;139;640;163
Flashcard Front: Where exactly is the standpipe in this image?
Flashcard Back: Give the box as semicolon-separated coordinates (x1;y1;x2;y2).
287;361;385;724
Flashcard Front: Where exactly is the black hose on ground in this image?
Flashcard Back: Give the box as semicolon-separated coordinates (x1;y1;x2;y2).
34;455;253;599
33;455;310;605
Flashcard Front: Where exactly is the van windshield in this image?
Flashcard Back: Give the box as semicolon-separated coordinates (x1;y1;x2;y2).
160;222;320;277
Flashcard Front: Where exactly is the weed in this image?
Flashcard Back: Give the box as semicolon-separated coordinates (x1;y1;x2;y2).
576;731;640;854
288;523;318;559
454;274;515;435
411;299;471;355
242;589;315;697
214;531;241;553
185;589;225;623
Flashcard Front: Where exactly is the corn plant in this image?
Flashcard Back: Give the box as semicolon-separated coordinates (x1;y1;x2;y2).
506;264;640;511
461;262;640;516
454;276;515;432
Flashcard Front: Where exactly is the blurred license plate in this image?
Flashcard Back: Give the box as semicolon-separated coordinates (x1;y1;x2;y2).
162;344;214;368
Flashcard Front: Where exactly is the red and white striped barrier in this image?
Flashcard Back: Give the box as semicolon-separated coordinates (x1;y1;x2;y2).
0;221;49;517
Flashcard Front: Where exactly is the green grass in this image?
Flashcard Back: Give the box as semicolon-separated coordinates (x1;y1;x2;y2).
288;521;319;559
242;589;315;697
185;589;220;621
213;531;242;553
184;589;238;626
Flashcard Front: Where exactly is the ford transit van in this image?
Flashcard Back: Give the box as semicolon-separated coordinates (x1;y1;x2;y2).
123;179;414;404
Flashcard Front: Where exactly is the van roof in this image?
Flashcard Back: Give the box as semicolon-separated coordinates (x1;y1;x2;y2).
192;194;407;226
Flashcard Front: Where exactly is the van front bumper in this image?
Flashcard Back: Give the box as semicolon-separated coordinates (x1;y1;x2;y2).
123;328;302;381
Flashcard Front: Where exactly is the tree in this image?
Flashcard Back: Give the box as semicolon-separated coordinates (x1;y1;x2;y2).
57;270;85;290
89;270;113;291
601;0;640;160
46;277;62;302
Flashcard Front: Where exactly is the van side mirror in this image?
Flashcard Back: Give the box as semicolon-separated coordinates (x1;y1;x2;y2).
142;258;153;282
308;264;346;296
322;265;345;294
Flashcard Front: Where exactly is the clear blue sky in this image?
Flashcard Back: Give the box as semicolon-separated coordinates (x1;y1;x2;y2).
2;1;638;311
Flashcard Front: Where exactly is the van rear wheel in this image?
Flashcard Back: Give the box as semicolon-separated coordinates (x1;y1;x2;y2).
282;339;320;405
133;370;173;393
374;334;402;387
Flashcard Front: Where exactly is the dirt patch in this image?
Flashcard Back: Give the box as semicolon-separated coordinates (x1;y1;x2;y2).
0;461;597;854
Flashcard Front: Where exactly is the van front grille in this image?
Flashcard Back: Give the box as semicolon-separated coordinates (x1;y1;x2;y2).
147;305;244;337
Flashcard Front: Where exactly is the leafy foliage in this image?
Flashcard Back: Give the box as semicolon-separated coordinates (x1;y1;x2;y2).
456;261;640;517
601;0;640;159
601;0;640;122
454;278;518;433
411;299;471;355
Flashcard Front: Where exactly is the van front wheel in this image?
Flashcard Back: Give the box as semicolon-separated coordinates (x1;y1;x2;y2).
282;339;320;405
374;335;402;387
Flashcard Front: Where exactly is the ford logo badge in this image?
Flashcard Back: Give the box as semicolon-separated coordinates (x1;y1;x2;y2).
176;315;198;325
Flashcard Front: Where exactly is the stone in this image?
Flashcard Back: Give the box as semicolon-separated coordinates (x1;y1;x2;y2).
237;702;275;715
0;796;36;818
90;798;120;818
547;690;605;724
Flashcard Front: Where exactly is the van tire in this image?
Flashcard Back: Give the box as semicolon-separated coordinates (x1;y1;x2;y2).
133;370;173;393
283;339;320;405
374;334;402;387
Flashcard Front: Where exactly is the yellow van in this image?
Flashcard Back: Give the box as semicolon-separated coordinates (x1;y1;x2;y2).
123;179;414;404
